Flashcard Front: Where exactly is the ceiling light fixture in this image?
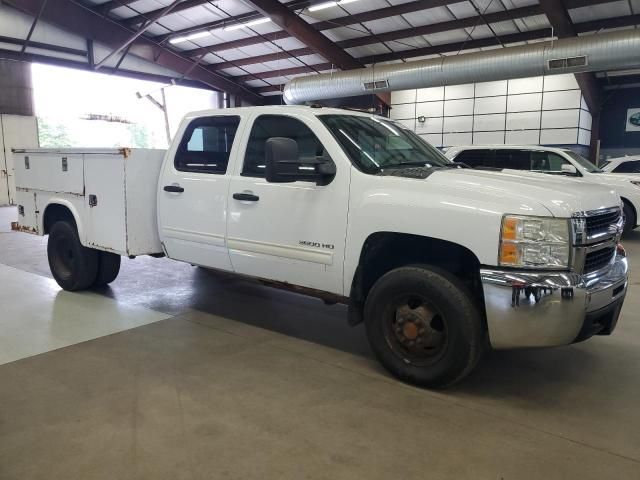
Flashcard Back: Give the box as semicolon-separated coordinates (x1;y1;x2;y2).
169;31;212;44
223;17;272;32
309;0;358;12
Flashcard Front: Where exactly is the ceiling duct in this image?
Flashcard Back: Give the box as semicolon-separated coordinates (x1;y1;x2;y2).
283;29;640;105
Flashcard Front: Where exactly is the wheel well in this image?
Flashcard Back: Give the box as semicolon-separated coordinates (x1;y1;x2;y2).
43;204;76;234
350;233;484;321
621;197;637;225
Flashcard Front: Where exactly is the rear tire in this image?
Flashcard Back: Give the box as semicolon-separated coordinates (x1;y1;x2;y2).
47;221;98;291
623;201;636;234
364;265;484;388
93;251;121;287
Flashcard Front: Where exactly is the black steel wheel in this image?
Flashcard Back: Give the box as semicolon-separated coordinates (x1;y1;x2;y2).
47;221;98;291
364;265;484;388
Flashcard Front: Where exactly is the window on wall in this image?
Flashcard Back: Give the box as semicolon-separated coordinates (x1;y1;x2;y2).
174;116;240;174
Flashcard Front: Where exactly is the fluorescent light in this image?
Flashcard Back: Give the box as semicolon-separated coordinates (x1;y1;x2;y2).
309;0;358;12
309;1;338;11
169;31;212;44
223;17;271;32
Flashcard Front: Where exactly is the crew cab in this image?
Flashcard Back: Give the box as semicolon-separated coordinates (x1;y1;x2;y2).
12;106;629;388
445;145;640;233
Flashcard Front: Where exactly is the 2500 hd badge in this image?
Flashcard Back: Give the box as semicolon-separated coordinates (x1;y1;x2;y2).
299;240;335;250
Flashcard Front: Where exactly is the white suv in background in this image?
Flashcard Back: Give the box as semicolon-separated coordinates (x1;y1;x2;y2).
601;156;640;174
445;145;640;233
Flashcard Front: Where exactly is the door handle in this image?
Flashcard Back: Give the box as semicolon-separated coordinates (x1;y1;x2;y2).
164;185;184;193
233;192;259;202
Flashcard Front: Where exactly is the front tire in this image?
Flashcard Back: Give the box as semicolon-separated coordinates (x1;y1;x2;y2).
364;265;484;388
47;221;98;291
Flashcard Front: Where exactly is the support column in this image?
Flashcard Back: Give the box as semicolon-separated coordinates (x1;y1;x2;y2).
0;59;38;206
0;59;34;116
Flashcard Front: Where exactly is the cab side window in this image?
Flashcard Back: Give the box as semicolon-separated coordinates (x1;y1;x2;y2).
243;115;326;177
454;149;493;168
175;116;241;174
531;151;570;173
493;150;531;170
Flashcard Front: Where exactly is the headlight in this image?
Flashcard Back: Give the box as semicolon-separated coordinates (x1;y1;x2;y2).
499;215;571;269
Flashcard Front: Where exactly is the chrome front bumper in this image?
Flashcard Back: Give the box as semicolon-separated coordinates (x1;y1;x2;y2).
480;249;628;349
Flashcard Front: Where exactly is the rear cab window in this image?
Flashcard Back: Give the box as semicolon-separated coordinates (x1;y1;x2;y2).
175;116;241;174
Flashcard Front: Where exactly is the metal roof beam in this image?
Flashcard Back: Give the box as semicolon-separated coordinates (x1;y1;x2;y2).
179;0;464;56
3;0;264;104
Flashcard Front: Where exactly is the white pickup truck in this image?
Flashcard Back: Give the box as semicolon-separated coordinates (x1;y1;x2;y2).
12;106;628;387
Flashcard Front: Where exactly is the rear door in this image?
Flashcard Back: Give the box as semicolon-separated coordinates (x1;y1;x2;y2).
158;115;242;270
225;113;350;294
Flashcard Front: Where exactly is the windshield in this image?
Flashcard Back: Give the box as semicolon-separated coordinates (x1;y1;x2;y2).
563;150;603;173
319;114;451;173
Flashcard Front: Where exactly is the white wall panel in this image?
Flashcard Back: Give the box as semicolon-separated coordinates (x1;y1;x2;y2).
473;131;506;145
542;90;582;110
443;115;473;132
543;74;579;91
416;101;444;118
416;117;443;134
474;113;506;131
387;76;591;148
540;128;579;145
541;109;581;128
506;130;541;145
507;93;543;112
508;76;544;94
396;119;416;130
417;86;444;102
475;80;508;97
507;111;541;130
578;128;591;146
389;103;415;120
391;89;417;104
443;132;473;146
444;98;474;116
420;133;443;148
474;96;507;114
579;110;592;130
445;84;475;100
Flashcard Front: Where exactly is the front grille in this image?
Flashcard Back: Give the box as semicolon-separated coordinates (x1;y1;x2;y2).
585;209;622;238
584;246;616;274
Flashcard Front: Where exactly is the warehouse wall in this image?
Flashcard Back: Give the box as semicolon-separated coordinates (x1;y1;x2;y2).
390;74;592;149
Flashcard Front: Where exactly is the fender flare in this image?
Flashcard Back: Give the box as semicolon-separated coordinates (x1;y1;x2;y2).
41;198;85;242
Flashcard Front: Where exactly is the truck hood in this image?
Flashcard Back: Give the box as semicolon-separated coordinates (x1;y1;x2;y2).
430;168;620;217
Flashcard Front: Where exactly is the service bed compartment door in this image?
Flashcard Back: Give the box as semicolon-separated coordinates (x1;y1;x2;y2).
226;114;349;295
158;115;241;270
84;154;127;253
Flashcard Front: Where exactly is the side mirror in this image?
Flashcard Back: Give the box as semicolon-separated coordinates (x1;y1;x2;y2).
561;164;578;175
265;137;336;186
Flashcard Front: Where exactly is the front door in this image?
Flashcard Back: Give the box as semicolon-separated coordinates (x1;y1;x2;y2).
158;115;242;270
226;113;350;295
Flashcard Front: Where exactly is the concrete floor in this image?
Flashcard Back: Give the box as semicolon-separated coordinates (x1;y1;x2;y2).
1;206;639;479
